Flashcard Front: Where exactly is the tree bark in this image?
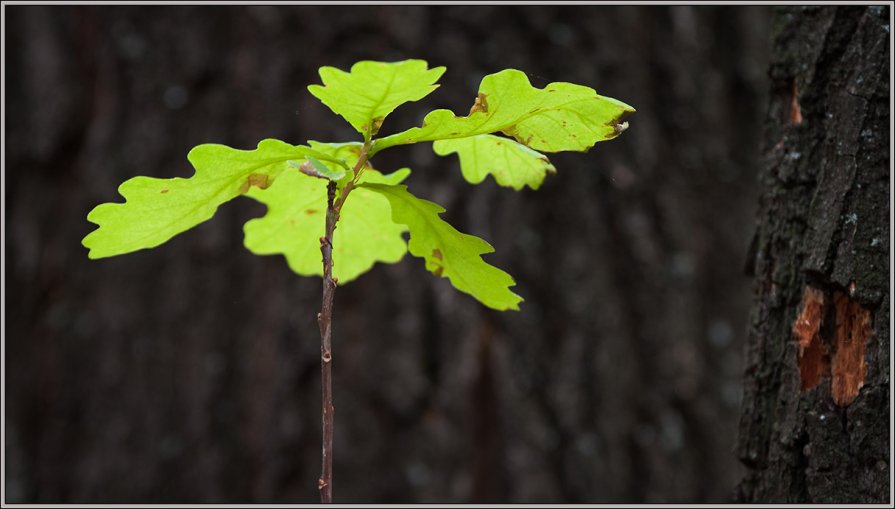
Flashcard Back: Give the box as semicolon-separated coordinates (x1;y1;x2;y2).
736;6;890;503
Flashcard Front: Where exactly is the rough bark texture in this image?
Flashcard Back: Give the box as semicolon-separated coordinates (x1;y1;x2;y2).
6;6;769;503
736;6;890;503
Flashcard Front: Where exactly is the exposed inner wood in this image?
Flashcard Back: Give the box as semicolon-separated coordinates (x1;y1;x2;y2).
830;291;870;406
793;286;870;406
793;287;826;390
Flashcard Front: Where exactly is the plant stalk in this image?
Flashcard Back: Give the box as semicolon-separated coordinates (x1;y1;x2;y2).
317;180;338;503
316;143;370;503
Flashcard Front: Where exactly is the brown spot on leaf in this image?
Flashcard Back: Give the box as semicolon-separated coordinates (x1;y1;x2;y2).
288;219;296;226
793;286;870;406
305;209;319;215
239;173;271;194
469;93;488;115
160;189;169;194
431;249;444;276
370;116;385;136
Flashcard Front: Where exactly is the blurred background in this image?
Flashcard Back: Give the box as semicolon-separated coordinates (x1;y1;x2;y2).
5;5;770;503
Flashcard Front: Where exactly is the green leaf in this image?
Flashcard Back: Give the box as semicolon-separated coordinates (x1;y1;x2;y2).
306;140;365;185
433;134;556;190
361;183;522;311
83;139;319;259
297;146;353;172
243;167;411;283
289;156;347;181
371;69;635;154
308;60;447;140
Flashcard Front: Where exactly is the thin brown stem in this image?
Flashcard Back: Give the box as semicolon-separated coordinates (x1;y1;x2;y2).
317;180;338;503
316;142;371;503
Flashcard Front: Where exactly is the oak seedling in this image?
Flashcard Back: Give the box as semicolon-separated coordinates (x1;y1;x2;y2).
82;59;634;503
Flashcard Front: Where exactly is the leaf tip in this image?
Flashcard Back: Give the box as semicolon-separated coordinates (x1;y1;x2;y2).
429;65;447;81
491;293;524;312
81;233;113;260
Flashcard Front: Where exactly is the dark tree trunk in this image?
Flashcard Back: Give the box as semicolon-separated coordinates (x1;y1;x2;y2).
736;6;890;503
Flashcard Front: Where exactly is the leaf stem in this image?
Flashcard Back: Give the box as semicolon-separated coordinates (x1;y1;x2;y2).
316;141;371;504
333;143;371;213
